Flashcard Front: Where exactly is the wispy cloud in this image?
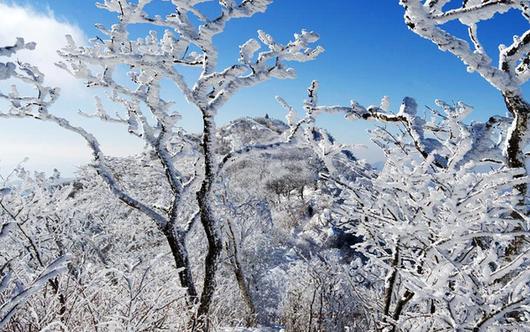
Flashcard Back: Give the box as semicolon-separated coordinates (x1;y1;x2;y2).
0;3;94;175
0;2;86;92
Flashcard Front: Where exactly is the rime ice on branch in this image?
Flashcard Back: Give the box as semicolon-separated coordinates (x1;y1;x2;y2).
399;0;530;202
278;81;511;171
277;81;530;331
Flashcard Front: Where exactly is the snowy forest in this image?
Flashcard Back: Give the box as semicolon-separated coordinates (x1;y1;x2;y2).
0;0;529;331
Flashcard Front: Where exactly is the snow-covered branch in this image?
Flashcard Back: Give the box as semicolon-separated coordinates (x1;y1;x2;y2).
0;38;36;80
280;81;511;169
400;0;530;202
0;256;69;329
94;0;274;73
0;41;168;229
400;0;528;91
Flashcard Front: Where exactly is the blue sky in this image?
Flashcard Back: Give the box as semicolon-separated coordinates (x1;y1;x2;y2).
0;0;529;175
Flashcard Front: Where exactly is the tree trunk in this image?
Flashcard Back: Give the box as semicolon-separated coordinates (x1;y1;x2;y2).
503;92;529;257
163;227;198;301
391;290;414;331
383;243;399;317
226;220;257;327
195;111;223;328
380;242;400;331
503;91;529;204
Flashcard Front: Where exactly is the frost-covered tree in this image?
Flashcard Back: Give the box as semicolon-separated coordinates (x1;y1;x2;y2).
0;165;70;330
0;0;323;324
278;82;530;331
0;162;195;330
280;79;528;258
399;0;530;201
345;146;529;331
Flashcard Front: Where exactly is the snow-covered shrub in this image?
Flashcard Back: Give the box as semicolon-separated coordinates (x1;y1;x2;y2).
276;80;529;331
0;164;194;330
279;255;370;332
308;92;529;331
0;166;71;330
345;147;529;331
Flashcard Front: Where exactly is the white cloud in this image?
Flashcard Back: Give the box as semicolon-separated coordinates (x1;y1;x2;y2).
0;4;144;176
0;2;87;92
